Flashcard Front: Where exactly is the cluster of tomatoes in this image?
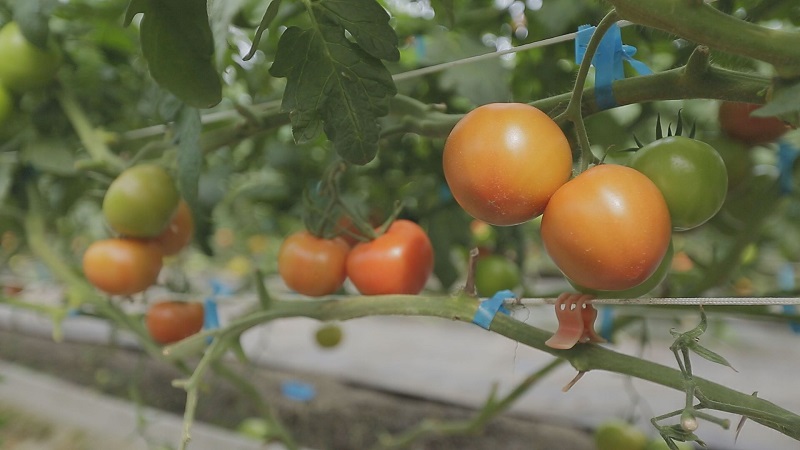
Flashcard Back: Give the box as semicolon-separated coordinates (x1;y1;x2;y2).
82;164;194;296
443;102;740;297
0;21;62;124
277;219;434;297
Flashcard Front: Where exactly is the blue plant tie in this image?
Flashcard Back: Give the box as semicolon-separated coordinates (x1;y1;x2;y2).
472;290;513;330
203;278;231;342
777;140;799;195
777;263;800;334
281;380;317;402
598;306;615;341
575;23;653;110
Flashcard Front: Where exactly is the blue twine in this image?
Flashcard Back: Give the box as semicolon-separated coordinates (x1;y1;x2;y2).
575;23;652;110
777;140;799;195
472;290;513;329
777;263;800;334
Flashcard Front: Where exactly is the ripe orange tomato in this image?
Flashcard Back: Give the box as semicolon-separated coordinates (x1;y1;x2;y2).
83;238;163;295
278;231;350;296
155;199;194;256
718;101;789;145
346;220;434;295
145;300;204;344
541;164;672;291
443;103;572;226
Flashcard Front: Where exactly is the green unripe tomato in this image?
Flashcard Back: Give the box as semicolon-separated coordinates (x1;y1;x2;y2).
315;323;343;349
630;136;728;231
103;164;179;238
0;22;62;92
474;254;521;297
0;83;12;125
594;420;648;450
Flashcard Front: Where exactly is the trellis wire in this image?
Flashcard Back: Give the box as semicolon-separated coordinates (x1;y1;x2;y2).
506;297;800;306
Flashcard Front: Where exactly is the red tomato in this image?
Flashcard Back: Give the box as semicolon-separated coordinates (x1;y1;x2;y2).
145;300;204;344
155;199;194;256
346;220;434;295
541;164;672;291
278;231;350;296
82;238;163;295
718;101;789;145
443;103;572;226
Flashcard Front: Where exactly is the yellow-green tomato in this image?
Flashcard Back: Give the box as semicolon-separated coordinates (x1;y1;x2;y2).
474;254;521;297
315;323;343;349
0;22;62;91
0;83;12;125
630;136;728;231
103;164;179;238
594;420;648;450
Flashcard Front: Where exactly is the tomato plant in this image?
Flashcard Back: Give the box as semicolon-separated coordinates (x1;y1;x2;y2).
474;254;521;297
442;103;572;226
630;136;728;231
0;22;62;92
314;323;343;349
594;420;648;450
145;300;204;345
82;238;163;296
278;231;350;297
102;164;180;238
718;101;789;145
541;164;672;291
346;220;434;295
155;199;194;256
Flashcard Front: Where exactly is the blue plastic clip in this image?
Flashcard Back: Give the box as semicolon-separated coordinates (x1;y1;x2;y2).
778;140;799;195
777;263;800;334
203;279;232;342
281;380;317;402
598;306;615;342
472;290;513;330
575;23;653;110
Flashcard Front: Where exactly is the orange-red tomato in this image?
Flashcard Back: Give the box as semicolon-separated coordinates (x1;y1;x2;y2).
278;231;350;296
541;164;672;291
82;238;163;295
145;300;204;344
443;103;572;226
155;199;194;256
718;101;789;145
346;220;434;295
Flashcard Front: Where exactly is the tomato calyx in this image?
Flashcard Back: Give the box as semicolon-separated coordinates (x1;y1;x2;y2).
546;293;606;349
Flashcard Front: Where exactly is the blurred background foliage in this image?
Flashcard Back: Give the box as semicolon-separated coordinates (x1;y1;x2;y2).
0;0;798;308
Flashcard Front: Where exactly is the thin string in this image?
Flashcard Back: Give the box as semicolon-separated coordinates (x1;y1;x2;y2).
507;297;800;306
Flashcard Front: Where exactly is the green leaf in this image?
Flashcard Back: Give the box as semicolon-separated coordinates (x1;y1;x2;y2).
270;1;398;165
128;0;222;108
688;342;738;372
124;0;147;26
175;106;202;206
243;0;283;61
12;0;57;49
315;0;399;62
751;80;800;126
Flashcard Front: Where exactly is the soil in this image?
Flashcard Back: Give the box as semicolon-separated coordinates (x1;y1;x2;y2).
0;329;595;450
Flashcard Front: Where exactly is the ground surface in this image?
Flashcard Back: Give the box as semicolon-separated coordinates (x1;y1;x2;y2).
0;328;594;450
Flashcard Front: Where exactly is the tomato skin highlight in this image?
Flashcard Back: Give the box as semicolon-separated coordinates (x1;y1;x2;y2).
346;220;434;295
103;164;180;238
278;231;350;297
718;101;789;145
145;300;204;345
541;164;672;291
443;103;572;226
155;199;194;256
82;238;163;295
630;136;728;231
